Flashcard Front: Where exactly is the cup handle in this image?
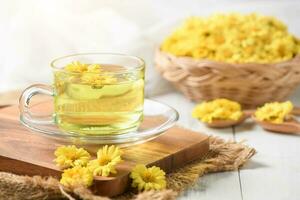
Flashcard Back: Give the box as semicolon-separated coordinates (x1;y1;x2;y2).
19;84;54;125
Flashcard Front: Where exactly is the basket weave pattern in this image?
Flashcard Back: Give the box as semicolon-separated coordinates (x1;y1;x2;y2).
155;50;300;108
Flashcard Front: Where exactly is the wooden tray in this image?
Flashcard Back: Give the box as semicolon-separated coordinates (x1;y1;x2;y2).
0;104;209;197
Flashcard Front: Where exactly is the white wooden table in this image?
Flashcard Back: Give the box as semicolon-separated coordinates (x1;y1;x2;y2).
154;92;300;200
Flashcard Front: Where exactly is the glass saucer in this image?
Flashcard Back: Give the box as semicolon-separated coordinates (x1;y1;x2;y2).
20;99;179;146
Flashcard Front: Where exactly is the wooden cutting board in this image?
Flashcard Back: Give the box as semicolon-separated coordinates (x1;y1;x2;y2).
0;104;209;197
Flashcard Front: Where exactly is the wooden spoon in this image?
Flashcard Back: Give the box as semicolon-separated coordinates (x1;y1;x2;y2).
205;110;254;128
253;115;300;134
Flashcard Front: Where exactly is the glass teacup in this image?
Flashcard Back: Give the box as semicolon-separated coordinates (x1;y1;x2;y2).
19;53;145;135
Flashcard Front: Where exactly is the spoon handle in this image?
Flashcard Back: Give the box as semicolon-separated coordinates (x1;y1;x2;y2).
285;121;300;133
292;107;300;116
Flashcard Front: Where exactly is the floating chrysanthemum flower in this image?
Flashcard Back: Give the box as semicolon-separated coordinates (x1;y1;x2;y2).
65;61;88;73
192;98;243;123
81;73;117;86
130;164;166;191
88;145;122;177
54;145;91;169
63;61;118;86
60;166;93;188
81;64;117;86
255;101;293;123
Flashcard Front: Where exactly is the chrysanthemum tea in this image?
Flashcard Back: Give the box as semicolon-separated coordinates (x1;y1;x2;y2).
54;62;144;134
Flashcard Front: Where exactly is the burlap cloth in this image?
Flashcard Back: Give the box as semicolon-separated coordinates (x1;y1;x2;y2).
0;136;255;200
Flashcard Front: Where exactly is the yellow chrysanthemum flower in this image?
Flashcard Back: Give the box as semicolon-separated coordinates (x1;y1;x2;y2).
88;145;122;177
81;73;117;86
54;145;91;169
161;13;300;63
130;164;166;191
192;98;243;123
255;101;293;124
65;61;88;73
60;166;93;188
64;61;117;86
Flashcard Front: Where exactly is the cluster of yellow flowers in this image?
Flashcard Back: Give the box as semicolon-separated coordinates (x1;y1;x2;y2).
64;61;117;86
55;145;122;188
161;13;300;63
192;98;243;123
254;101;293;123
55;145;166;191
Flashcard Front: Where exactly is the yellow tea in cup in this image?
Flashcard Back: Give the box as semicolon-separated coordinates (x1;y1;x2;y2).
54;63;144;134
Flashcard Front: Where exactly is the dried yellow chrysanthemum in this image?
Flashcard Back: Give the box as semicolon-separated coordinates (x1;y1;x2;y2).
64;61;117;86
65;61;88;73
192;98;243;123
254;101;293;124
65;62;101;73
60;166;93;188
161;13;300;63
81;73;117;86
54;145;91;169
88;145;122;177
130;164;166;191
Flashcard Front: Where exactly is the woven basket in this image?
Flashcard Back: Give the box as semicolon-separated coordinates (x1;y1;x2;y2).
155;49;300;108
